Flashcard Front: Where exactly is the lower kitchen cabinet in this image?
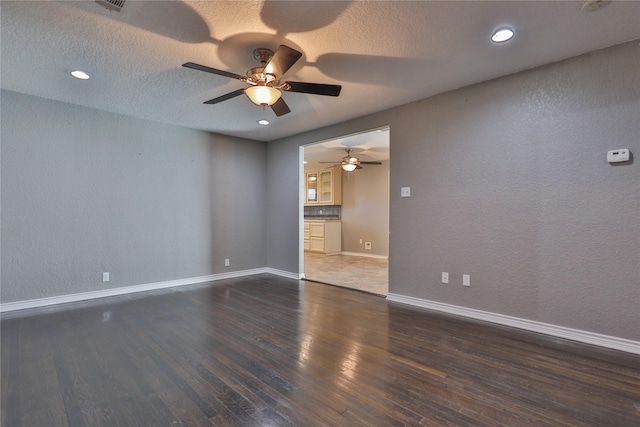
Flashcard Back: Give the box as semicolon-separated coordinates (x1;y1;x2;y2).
304;220;341;254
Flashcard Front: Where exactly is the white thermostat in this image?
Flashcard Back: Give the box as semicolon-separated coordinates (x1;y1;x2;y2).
607;149;630;163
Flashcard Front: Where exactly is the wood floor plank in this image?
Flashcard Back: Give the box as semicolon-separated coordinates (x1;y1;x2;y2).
17;318;68;427
2;274;639;426
118;304;254;426
1;320;21;427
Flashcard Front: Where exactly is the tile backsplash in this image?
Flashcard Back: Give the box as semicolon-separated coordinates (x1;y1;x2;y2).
304;205;341;219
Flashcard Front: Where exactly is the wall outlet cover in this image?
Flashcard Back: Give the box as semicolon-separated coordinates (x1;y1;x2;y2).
463;274;471;287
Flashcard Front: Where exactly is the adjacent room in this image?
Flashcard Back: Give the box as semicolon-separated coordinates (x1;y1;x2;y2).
2;1;639;426
302;127;390;296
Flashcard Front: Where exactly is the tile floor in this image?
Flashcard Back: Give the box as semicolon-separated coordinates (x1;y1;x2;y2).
303;251;388;296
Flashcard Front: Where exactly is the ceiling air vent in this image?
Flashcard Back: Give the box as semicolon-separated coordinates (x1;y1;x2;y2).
95;0;126;12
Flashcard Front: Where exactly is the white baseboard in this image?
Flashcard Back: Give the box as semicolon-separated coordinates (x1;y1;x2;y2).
387;293;640;355
0;268;269;313
265;268;303;280
340;251;388;260
7;273;635;355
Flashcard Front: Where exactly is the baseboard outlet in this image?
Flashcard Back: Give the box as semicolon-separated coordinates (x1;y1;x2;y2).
0;268;270;313
340;251;388;260
387;293;640;355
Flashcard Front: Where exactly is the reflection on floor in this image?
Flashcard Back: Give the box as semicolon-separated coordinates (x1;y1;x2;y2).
304;252;388;296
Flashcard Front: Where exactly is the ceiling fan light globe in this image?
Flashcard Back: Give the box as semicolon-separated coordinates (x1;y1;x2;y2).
342;163;357;172
245;86;281;107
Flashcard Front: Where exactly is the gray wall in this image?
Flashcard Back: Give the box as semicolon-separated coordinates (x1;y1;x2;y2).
340;161;389;257
266;40;640;340
1;90;266;303
265;134;302;271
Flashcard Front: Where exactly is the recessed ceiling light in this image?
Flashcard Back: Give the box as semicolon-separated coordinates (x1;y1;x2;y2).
491;28;514;43
257;119;270;126
70;70;91;80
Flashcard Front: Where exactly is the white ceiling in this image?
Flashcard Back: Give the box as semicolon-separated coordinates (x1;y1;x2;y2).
2;1;639;142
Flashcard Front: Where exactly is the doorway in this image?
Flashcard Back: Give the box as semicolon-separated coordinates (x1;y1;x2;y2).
300;127;390;296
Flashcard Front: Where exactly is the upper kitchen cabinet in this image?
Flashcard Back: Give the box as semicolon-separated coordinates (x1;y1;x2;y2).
305;166;342;206
306;171;319;204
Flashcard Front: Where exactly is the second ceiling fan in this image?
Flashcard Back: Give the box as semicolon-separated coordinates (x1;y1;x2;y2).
321;148;382;172
183;45;342;116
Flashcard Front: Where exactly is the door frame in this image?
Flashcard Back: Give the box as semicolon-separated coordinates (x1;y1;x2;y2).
299;126;391;286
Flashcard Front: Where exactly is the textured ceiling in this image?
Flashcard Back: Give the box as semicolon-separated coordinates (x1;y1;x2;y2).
2;1;639;142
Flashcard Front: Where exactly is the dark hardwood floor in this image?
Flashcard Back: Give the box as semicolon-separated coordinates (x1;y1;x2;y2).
2;274;639;426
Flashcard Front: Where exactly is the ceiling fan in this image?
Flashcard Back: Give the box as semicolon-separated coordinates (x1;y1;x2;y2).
182;45;342;116
321;148;382;172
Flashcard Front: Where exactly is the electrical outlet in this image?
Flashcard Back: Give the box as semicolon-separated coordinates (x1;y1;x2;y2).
359;239;363;245
463;274;471;287
364;242;372;250
441;272;449;284
224;259;230;267
102;272;110;282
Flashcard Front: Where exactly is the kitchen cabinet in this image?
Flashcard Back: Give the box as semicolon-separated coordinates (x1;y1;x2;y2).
304;220;341;254
305;166;342;206
305;171;318;203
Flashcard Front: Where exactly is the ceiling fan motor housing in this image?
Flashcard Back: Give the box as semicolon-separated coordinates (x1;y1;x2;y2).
246;67;276;85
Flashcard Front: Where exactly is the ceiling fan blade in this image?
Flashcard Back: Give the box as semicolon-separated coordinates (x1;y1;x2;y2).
264;45;302;77
182;62;244;80
270;97;291;116
359;161;382;165
203;88;245;104
282;81;342;97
